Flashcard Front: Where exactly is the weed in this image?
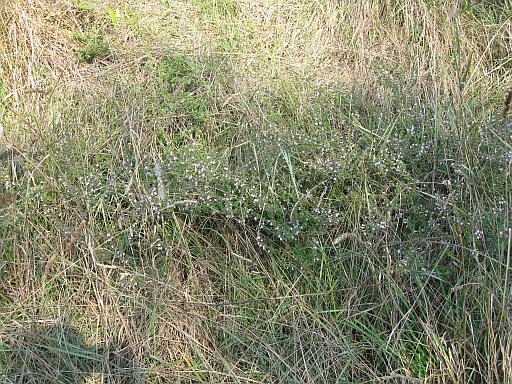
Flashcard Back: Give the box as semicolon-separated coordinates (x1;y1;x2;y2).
72;33;110;63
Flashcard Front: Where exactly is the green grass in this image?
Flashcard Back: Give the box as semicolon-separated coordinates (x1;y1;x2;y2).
1;0;511;383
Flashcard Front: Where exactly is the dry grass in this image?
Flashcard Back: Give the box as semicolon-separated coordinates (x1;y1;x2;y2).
1;0;511;383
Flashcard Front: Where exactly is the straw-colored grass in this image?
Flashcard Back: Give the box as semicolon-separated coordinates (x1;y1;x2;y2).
1;0;511;383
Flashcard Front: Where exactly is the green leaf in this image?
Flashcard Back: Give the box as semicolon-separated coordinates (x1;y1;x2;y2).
107;7;118;26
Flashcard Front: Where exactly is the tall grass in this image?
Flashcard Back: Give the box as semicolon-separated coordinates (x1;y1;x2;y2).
1;0;511;383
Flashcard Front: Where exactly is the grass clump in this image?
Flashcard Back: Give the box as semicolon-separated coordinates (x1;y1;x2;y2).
73;33;111;63
1;0;512;383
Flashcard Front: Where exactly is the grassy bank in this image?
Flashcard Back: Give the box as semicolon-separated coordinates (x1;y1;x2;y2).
1;0;511;382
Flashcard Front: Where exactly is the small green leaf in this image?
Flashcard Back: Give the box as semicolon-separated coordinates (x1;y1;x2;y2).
107;8;118;26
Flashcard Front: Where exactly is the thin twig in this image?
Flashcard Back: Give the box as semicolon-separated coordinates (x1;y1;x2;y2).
180;282;391;309
379;373;423;383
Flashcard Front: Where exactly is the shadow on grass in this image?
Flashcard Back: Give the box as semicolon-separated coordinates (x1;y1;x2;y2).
0;321;144;383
